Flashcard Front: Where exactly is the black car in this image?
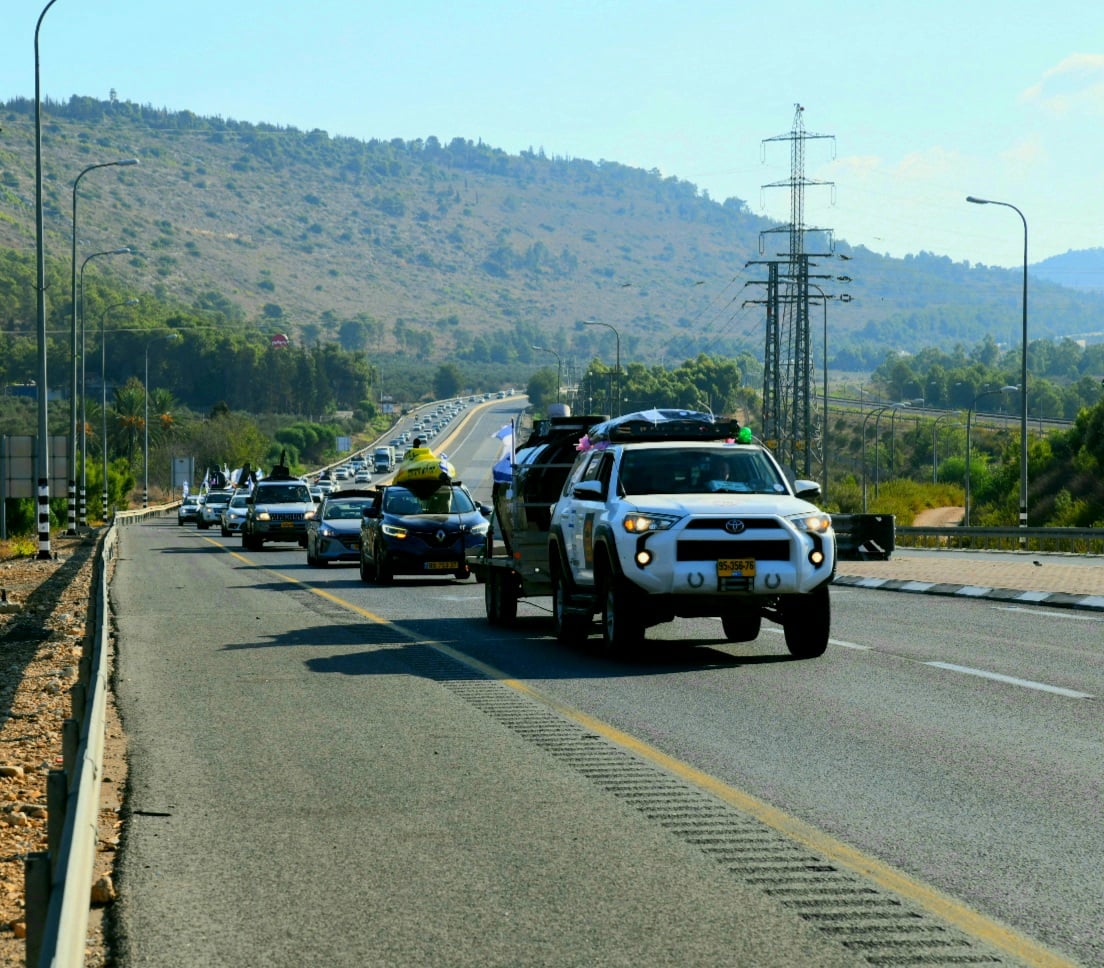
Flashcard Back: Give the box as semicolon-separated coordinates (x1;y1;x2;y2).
359;483;490;583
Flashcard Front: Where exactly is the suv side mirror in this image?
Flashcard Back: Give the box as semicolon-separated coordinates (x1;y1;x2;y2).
793;480;822;501
572;480;604;501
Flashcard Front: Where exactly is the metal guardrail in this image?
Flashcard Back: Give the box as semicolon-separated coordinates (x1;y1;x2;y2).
895;525;1104;555
28;504;175;966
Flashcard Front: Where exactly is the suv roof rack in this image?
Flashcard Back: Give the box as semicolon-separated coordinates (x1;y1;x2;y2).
586;409;741;444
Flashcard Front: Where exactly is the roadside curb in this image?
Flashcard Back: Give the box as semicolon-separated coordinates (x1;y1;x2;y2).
832;573;1104;612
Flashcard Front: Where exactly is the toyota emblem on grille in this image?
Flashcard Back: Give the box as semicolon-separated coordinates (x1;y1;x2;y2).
724;519;746;534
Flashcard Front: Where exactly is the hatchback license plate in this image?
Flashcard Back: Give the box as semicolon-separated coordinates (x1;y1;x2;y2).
717;558;756;578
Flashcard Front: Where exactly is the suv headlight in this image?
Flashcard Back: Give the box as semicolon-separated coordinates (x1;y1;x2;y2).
382;523;408;539
788;512;832;534
622;512;681;534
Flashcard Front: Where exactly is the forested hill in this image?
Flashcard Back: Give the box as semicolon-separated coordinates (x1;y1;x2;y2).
2;94;1104;371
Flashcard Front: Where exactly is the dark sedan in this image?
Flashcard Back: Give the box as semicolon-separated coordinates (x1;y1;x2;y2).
305;491;375;566
359;483;490;583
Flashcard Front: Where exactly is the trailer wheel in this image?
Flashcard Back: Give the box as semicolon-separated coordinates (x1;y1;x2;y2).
485;570;518;625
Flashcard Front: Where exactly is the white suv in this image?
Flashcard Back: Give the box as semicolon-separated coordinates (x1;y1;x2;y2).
547;412;835;656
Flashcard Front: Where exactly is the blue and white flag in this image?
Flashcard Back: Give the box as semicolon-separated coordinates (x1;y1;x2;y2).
492;422;514;484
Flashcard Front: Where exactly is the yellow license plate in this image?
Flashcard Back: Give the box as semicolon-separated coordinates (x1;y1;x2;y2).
717;558;756;578
280;521;296;528
425;560;457;571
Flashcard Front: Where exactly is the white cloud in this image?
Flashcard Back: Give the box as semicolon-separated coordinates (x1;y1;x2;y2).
1021;53;1104;115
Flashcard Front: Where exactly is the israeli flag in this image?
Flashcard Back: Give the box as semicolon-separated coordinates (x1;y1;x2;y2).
492;422;514;484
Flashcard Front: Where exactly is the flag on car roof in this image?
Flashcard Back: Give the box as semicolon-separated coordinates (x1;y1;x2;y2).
492;422;514;484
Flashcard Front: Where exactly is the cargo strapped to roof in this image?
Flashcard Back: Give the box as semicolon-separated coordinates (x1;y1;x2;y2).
585;409;740;444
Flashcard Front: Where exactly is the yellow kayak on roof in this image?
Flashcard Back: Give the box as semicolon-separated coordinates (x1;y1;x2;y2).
393;446;456;485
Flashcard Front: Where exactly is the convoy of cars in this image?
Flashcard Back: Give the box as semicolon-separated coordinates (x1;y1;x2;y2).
174;399;836;657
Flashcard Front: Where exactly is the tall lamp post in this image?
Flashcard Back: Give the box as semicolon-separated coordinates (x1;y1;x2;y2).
861;404;895;512
931;411;962;484
33;0;60;559
100;300;138;520
583;319;621;416
144;333;180;506
967;196;1029;537
78;247;131;526
966;386;1016;526
531;345;563;405
68;159;139;533
809;283;832;502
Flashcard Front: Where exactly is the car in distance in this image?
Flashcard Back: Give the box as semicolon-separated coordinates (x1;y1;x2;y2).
359;483;490;583
241;475;316;550
197;489;233;530
178;494;201;526
306;490;375;566
220;491;251;536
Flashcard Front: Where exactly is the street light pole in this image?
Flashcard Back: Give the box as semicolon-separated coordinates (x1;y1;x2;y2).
583;319;621;416
931;411;962;484
100;300;138;520
77;247;130;526
68;159;139;533
531;345;563;406
967;196;1029;537
860;405;894;513
809;283;831;502
33;0;60;559
144;333;180;507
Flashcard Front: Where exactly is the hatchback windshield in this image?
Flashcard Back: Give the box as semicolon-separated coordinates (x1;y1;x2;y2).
384;486;476;515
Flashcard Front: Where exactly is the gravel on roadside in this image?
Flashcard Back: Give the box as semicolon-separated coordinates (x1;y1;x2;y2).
0;531;123;967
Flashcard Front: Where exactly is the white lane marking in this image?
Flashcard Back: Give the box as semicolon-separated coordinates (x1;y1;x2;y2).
761;627;870;649
993;605;1102;621
925;661;1094;700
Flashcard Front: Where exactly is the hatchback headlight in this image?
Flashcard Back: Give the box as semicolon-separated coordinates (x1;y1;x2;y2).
789;512;832;534
622;512;681;534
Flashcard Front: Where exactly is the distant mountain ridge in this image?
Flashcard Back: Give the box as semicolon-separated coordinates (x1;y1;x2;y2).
3;95;1104;371
1031;248;1104;292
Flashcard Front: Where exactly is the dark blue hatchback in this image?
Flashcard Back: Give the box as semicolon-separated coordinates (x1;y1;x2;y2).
359;483;490;583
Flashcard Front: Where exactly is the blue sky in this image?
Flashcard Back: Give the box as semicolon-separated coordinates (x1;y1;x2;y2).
3;0;1102;275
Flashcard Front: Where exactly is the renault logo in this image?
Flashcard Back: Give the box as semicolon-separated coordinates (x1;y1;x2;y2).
724;519;746;534
436;529;447;542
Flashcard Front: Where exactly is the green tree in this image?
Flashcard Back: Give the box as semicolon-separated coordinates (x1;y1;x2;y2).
433;363;463;399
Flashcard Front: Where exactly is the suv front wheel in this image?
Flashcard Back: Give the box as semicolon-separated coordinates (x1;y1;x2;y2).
781;584;830;658
599;564;644;652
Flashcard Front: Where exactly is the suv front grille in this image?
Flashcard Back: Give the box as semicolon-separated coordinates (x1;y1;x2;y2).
682;518;784;532
676;539;791;562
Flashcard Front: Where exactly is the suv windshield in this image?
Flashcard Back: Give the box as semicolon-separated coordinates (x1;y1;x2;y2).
618;448;785;496
258;484;312;503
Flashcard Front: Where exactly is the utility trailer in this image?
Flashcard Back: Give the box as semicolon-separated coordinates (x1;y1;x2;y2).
471;414;605;625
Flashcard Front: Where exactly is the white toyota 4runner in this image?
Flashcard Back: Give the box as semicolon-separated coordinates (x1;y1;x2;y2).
547;411;835;656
